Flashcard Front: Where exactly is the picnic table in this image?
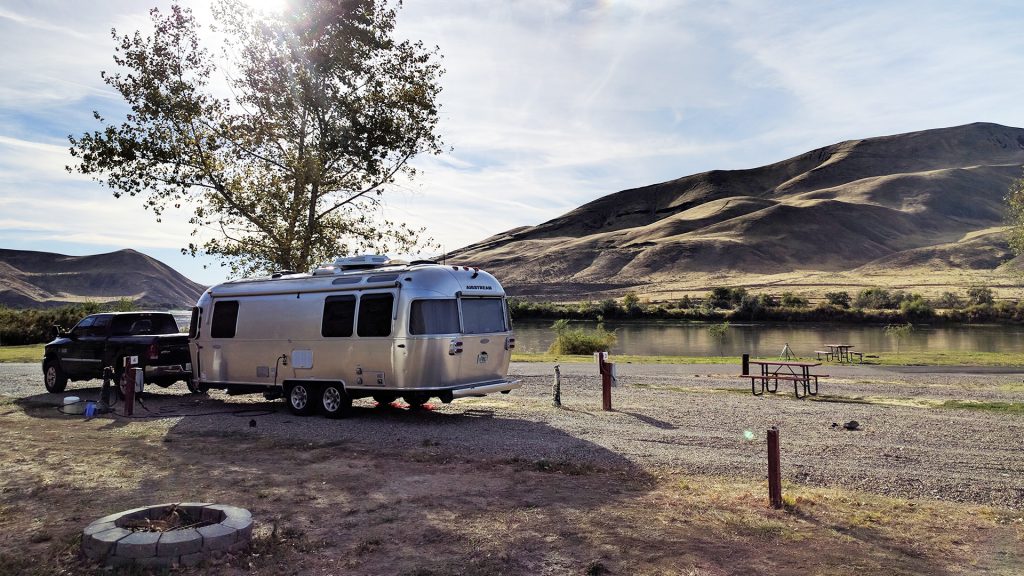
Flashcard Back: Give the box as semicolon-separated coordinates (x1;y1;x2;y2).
743;360;827;399
820;344;862;363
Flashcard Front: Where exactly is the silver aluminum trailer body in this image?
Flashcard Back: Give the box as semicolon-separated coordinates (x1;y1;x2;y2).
188;260;519;416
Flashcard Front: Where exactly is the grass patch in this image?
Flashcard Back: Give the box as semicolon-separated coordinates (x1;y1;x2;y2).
0;344;43;363
514;350;1024;367
939;400;1024;415
512;353;739;364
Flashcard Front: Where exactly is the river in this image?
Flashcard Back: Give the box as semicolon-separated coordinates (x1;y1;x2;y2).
510;320;1024;357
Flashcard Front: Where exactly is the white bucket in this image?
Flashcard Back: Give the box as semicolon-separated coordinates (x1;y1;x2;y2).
63;396;84;415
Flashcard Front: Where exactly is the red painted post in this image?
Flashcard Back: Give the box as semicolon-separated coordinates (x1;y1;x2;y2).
767;427;782;509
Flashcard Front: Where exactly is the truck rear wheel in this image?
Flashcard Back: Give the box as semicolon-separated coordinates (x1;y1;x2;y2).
43;361;68;393
320;384;352;419
285;382;316;416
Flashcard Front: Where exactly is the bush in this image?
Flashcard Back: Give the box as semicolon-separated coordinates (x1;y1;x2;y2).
547;319;617;355
824;291;851;308
967;285;994;306
854;288;909;310
780;292;809;308
0;303;105;346
899;295;934;319
935;291;963;309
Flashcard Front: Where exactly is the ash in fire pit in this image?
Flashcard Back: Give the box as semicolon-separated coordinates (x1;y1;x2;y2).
82;503;252;569
118;503;215;533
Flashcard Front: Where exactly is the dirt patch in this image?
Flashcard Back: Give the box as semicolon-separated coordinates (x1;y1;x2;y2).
0;398;1022;575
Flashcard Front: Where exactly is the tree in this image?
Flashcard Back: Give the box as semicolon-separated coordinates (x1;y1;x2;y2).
706;321;730;356
1006;172;1024;256
884;322;914;355
69;1;443;277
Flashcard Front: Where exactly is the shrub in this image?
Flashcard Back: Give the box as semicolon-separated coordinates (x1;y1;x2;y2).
967;285;994;306
736;295;765;319
899;295;934;319
547;319;617;355
0;303;105;346
935;291;963;309
824;291;851;308
854;288;908;309
780;292;809;308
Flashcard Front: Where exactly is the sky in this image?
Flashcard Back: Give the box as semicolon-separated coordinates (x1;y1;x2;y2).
1;0;1023;285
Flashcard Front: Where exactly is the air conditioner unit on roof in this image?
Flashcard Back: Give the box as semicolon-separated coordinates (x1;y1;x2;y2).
334;255;390;269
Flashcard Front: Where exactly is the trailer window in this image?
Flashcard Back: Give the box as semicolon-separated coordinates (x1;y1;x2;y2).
410;299;460;335
461;298;507;334
188;307;201;339
211;301;239;338
357;293;394;337
322;295;356;337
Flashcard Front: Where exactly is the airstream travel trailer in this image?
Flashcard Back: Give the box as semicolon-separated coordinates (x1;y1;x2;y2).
188;256;520;417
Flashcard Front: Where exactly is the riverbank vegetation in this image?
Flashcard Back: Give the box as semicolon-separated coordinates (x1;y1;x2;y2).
0;300;136;346
510;285;1024;324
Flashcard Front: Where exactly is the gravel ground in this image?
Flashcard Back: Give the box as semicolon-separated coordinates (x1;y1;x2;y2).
2;361;1023;508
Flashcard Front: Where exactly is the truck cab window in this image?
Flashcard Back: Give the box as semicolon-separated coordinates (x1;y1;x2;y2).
91;315;112;336
211;301;239;338
322;295;356;337
70;316;96;338
461;299;507;334
410;299;460;335
357;293;394;337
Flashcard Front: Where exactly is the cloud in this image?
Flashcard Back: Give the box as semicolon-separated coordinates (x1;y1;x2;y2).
3;0;1024;285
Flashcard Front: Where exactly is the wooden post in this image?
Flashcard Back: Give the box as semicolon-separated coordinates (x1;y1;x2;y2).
552;364;562;407
599;352;612;411
122;357;135;417
742;353;749;376
767;427;782;509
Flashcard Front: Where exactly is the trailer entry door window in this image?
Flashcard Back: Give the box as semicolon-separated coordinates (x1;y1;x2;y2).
188;307;201;338
357;293;394;337
461;298;507;334
211;301;239;338
322;295;356;337
410;299;460;335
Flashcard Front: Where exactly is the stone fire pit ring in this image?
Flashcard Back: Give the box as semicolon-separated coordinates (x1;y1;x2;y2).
81;503;253;569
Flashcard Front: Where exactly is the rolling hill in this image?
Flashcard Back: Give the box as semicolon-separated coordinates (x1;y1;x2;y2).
0;248;205;309
451;122;1024;299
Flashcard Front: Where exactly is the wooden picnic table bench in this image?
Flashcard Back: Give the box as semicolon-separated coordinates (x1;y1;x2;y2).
740;360;829;399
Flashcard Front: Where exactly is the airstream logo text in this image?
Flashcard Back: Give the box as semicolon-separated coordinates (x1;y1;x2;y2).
465;285;492;290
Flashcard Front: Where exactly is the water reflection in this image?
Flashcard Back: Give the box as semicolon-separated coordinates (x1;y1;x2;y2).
512;320;1024;356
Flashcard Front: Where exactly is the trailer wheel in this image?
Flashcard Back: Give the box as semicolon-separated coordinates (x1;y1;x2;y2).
285;382;316;416
320;384;352;419
403;392;430;409
43;360;68;393
372;393;398;406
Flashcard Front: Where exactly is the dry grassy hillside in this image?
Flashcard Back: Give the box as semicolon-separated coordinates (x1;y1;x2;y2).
0;248;205;308
452;122;1024;300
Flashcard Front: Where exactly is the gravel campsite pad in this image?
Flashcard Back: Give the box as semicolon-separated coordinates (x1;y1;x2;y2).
2;361;1021;508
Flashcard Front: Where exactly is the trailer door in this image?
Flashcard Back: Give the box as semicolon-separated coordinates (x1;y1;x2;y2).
458;298;510;385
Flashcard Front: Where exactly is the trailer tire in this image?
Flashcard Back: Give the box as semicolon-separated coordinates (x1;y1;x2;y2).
403;392;430;409
372;393;398;406
43;360;68;393
319;384;352;419
285;382;316;416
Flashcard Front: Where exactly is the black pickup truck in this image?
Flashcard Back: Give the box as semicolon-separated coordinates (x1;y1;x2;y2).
42;312;194;393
